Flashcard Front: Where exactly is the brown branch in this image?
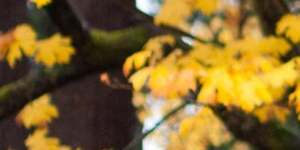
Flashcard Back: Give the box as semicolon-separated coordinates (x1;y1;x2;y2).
212;105;300;150
237;0;248;38
44;0;90;48
0;63;89;119
0;0;156;121
0;24;151;120
253;0;289;35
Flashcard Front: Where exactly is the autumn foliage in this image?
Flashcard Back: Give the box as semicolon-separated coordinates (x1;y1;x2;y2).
2;0;300;149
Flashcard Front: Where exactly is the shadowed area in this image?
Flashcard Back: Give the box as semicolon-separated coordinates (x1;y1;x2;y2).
0;70;138;150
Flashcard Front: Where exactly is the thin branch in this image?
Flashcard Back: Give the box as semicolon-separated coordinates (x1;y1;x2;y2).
133;8;212;44
123;101;190;150
159;24;211;44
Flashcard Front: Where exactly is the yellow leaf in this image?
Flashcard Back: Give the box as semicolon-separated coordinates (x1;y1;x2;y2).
35;48;56;67
13;24;37;57
197;67;273;112
123;57;134;77
1;24;37;67
148;64;178;98
123;35;175;76
262;58;299;88
218;28;234;44
276;14;300;43
258;36;291;56
123;51;151;76
0;31;14;60
254;104;290;123
155;0;192;32
17;94;59;128
194;0;219;16
233;75;272;112
129;67;152;91
35;34;75;68
177;107;232;150
6;42;22;67
25;128;71;150
173;68;197;96
31;0;52;8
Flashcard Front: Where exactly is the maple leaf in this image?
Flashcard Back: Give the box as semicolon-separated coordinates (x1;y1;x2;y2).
0;24;37;67
155;0;193;32
123;51;151;76
0;31;14;60
16;94;59;128
123;35;175;76
13;24;37;56
176;107;232;150
218;28;234;44
6;42;22;67
148;64;178;98
0;24;75;68
25;128;71;150
35;34;75;68
276;14;300;43
129;67;152;91
262;58;299;88
258;36;291;56
197;67;273;112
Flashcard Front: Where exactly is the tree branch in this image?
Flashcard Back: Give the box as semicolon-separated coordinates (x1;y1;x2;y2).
212;106;300;150
45;0;90;48
253;0;289;35
133;8;212;44
0;63;87;119
0;24;151;120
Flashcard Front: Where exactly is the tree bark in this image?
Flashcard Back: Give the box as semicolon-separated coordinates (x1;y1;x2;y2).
212;106;300;150
253;0;289;35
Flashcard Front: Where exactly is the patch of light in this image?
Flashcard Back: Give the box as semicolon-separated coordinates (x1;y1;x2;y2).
143;96;164;131
184;104;199;115
225;0;239;6
181;36;194;46
136;0;161;16
191;20;206;35
142;95;191;150
143;138;165;150
142;96;166;150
